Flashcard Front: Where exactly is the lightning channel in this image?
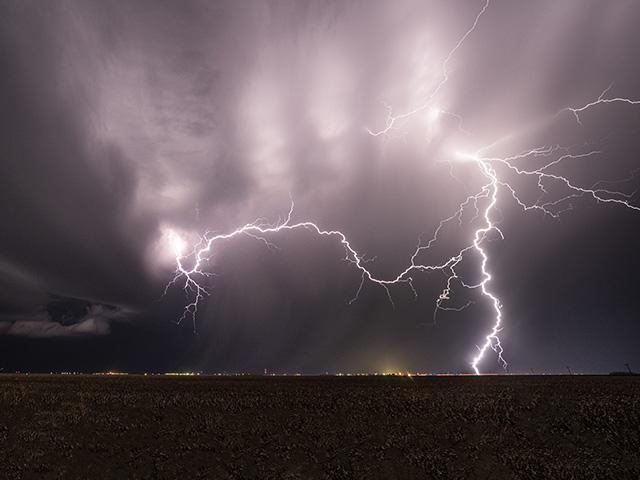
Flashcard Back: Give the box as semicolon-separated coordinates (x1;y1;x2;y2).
163;0;640;375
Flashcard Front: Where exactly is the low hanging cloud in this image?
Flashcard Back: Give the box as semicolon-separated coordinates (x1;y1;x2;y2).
0;302;129;338
0;317;109;338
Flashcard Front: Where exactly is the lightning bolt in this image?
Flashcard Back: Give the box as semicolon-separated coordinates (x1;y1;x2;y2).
562;83;640;126
163;0;640;374
165;199;481;334
366;0;491;137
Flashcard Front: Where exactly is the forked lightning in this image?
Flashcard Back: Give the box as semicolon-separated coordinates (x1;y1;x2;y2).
165;0;640;373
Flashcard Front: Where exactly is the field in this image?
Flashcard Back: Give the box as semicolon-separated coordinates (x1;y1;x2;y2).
1;375;639;479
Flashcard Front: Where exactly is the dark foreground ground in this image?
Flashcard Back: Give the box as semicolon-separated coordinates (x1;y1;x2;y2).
1;375;639;479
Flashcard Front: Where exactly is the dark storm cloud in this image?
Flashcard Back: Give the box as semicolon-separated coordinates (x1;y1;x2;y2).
0;314;109;338
0;1;154;307
1;0;639;373
0;296;131;338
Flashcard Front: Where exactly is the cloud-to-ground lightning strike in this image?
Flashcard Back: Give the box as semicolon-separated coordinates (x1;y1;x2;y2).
164;0;640;374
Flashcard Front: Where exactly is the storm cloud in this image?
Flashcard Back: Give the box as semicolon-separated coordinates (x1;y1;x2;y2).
1;0;639;373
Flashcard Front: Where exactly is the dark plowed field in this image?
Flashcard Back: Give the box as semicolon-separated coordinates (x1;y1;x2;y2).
1;375;639;479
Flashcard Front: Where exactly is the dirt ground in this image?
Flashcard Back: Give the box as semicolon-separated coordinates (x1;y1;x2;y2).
1;374;639;479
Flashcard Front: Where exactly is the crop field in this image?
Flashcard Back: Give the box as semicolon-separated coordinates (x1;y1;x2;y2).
1;375;639;479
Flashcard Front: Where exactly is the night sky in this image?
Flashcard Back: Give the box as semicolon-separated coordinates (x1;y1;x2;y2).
1;0;639;374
